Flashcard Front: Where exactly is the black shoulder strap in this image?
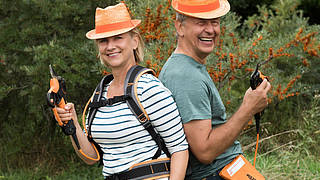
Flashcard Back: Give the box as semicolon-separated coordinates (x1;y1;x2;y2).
124;65;171;159
124;65;153;124
87;74;114;139
87;65;171;159
85;74;114;166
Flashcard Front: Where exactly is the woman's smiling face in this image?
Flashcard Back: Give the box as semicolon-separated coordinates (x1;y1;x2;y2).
97;32;138;68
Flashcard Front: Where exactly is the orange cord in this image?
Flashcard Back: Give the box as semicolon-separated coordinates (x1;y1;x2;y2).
82;96;93;135
75;95;100;161
79;147;100;161
253;133;259;167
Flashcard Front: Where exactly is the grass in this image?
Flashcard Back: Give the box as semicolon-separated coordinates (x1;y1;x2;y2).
0;151;319;180
0;160;102;180
1;97;318;180
245;152;320;180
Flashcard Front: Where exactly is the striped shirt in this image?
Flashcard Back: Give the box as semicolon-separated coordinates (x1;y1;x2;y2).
88;74;188;177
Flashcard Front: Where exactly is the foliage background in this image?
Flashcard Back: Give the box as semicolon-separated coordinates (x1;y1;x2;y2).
0;0;319;179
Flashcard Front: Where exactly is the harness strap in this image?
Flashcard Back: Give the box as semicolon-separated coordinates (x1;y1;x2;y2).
86;65;171;167
104;159;170;180
88;95;131;108
87;74;114;139
124;65;171;159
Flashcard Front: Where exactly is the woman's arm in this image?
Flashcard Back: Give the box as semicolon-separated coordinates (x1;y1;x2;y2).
56;103;99;165
170;149;189;180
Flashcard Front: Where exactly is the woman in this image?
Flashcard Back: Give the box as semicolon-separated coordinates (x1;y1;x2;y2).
56;3;189;180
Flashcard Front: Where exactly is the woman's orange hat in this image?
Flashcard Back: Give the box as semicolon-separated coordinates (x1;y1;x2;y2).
86;3;141;40
172;0;230;19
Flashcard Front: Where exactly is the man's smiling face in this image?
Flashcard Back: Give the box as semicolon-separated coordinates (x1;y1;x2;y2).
179;16;220;61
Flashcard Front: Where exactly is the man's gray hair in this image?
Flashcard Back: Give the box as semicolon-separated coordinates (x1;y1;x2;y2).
175;12;188;38
176;12;187;23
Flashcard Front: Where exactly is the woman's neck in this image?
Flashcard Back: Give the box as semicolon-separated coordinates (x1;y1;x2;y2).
112;62;135;84
107;62;136;98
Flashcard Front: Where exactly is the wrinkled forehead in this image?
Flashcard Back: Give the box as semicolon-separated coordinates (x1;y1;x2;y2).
177;13;220;24
186;16;221;22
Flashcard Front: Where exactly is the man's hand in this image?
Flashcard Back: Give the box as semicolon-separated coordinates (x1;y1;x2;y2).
183;79;271;164
243;79;271;116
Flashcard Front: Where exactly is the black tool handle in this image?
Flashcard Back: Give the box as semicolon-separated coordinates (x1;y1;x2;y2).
250;64;266;134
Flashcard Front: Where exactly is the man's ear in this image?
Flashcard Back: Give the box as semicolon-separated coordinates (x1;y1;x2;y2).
175;20;184;37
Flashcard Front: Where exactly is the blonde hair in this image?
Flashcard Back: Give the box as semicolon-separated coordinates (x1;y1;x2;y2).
130;28;144;63
95;28;144;67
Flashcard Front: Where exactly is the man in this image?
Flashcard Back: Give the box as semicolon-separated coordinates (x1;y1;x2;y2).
159;0;271;179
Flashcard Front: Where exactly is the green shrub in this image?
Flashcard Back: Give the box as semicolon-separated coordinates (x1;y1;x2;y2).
0;0;319;178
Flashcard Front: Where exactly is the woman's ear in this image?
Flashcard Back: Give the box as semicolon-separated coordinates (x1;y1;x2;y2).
132;34;139;50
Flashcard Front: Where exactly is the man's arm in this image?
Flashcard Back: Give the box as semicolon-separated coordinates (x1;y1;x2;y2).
184;79;271;164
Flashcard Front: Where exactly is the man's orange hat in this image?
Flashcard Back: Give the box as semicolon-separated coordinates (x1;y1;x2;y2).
172;0;230;19
86;3;141;40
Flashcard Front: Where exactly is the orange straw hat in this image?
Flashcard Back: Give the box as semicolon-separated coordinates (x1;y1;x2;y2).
86;3;141;40
171;0;230;19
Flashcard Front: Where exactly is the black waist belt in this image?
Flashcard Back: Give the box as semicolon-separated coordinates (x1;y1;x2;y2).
105;160;170;180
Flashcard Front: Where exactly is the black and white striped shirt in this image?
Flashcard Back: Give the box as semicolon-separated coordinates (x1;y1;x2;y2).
88;74;188;177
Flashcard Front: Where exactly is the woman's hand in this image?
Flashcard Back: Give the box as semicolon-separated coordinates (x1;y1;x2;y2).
55;102;99;165
56;103;78;122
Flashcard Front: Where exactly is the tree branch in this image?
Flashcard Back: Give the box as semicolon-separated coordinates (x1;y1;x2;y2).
258;140;296;157
242;129;299;151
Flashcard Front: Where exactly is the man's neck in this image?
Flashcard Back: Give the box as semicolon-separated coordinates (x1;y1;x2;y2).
174;43;207;64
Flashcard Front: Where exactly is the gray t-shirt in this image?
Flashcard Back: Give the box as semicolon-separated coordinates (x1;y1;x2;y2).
159;54;242;179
